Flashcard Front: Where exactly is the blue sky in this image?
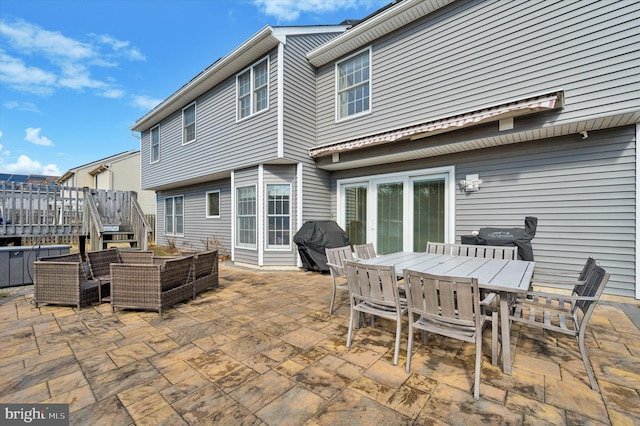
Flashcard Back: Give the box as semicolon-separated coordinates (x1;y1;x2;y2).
0;0;387;176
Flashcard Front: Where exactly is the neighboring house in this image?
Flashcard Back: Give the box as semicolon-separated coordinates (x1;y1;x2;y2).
0;174;59;185
57;150;156;215
132;0;639;299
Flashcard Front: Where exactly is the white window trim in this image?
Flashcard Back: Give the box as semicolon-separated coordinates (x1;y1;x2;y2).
182;102;197;146
236;56;270;122
335;47;372;123
164;194;185;237
336;166;455;251
150;125;160;164
265;183;291;250
236;184;257;249
205;190;221;219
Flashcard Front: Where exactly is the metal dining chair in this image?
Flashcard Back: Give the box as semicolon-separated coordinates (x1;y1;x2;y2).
325;246;354;314
354;242;377;259
344;260;407;365
403;269;496;400
509;262;610;391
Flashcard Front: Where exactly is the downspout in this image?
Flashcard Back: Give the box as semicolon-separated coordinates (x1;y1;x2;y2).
277;42;285;158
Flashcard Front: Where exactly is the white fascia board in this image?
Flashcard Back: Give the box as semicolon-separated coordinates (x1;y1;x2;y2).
307;0;454;67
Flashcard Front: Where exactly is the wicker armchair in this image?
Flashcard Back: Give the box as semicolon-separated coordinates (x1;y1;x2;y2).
110;255;195;316
118;249;155;264
192;250;219;297
34;253;99;310
87;248;120;281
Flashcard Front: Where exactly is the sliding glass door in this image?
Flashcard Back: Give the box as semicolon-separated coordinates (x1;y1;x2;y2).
338;167;453;254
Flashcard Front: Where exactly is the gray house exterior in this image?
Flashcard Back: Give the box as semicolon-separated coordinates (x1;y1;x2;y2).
132;0;639;299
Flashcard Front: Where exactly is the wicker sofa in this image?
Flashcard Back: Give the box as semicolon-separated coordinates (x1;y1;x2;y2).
34;252;100;310
109;255;195;316
192;250;219;297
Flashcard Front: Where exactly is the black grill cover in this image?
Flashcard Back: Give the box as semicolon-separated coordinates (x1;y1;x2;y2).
294;221;349;272
461;217;537;261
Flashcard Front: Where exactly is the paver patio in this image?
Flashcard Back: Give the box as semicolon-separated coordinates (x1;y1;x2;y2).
1;264;639;425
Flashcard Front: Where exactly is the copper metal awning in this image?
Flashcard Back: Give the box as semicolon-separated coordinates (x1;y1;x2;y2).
309;92;562;158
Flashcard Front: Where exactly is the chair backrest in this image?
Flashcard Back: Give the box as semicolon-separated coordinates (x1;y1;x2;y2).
576;257;598;283
452;244;517;260
344;260;400;308
354;243;376;259
118;250;155;264
193;250;218;278
426;241;516;260
573;263;610;318
160;255;194;291
403;269;480;331
426;241;448;254
87;248;121;279
325;246;354;277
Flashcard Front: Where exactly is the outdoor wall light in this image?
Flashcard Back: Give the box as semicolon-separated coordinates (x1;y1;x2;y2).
460;174;483;192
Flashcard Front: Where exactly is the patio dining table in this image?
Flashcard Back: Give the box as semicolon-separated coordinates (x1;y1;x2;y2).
359;251;535;375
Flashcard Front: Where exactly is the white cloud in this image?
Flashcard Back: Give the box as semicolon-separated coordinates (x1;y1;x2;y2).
24;128;54;146
0;50;57;95
0;20;93;61
102;89;125;99
253;0;382;22
4;101;41;113
0;154;61;175
132;95;163;110
93;33;146;61
0;19;145;97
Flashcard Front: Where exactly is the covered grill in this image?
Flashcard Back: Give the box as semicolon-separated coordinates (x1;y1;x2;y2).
461;217;537;261
294;220;349;272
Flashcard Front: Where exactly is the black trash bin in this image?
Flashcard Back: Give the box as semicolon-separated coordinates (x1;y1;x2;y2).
461;217;537;261
293;221;349;272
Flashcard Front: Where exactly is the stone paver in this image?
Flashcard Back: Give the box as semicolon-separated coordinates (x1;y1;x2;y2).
1;264;639;425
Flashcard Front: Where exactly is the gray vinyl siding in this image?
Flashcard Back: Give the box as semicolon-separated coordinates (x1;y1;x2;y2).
330;125;636;298
455;126;636;298
155;179;232;256
141;50;280;191
315;0;640;147
282;34;339;224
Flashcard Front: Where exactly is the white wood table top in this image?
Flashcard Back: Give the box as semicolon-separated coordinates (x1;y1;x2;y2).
360;251;535;294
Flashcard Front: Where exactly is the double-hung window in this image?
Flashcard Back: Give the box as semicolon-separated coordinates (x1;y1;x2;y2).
206;190;220;218
165;195;184;235
182;103;196;145
237;58;269;120
150;125;159;163
336;48;371;120
266;184;290;248
236;186;256;247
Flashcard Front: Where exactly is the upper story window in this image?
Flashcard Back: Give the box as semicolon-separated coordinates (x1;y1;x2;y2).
237;57;269;121
182;102;196;145
336;48;371;120
206;190;220;218
150;125;160;163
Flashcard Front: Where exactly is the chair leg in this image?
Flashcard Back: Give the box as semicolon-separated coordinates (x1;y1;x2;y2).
491;310;499;366
346;307;357;348
578;332;599;391
406;322;414;374
329;278;337;314
393;314;402;366
474;334;482;400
